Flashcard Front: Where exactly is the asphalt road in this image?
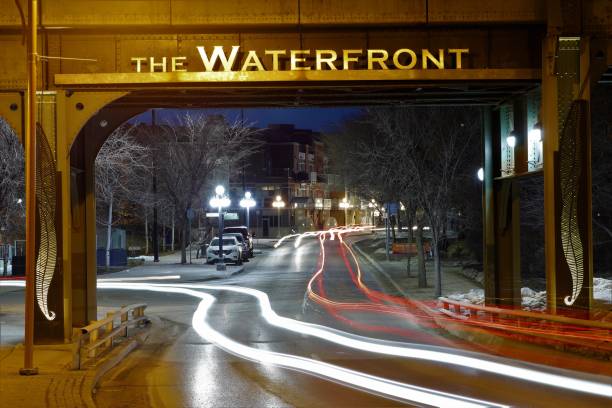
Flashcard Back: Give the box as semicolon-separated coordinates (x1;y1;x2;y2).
91;235;611;408
2;234;610;407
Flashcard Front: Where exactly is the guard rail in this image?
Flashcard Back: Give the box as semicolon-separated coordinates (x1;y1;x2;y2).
73;303;148;369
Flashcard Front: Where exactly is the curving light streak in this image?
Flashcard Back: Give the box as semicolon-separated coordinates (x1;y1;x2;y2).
2;279;610;399
272;227;372;250
273;234;301;248
100;280;612;399
334;232;611;344
98;281;503;408
0;280;26;287
97;275;181;282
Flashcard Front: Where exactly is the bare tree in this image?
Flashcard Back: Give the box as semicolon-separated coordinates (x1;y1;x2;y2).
95;125;152;269
0;118;25;243
154;113;261;264
368;107;481;297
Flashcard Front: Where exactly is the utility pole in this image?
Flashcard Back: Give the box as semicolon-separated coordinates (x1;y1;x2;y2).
21;0;38;376
152;109;159;262
385;203;390;261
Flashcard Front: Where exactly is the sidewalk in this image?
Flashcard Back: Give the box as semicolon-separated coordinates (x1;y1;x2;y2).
104;250;245;281
0;344;95;408
0;251;246;407
348;236;480;301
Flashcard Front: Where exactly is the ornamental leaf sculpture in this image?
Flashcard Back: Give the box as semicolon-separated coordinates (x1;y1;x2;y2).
35;124;57;320
559;101;585;307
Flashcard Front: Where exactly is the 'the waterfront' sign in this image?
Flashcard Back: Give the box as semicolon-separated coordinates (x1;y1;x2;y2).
131;46;469;73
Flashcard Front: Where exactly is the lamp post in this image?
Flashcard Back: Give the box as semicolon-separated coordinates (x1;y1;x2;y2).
272;195;285;238
209;185;230;271
21;0;38;376
504;130;517;175
239;191;256;233
528;121;542;169
339;197;350;226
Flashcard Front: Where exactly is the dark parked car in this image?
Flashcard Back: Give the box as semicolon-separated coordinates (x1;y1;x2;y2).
223;226;253;257
223;233;249;261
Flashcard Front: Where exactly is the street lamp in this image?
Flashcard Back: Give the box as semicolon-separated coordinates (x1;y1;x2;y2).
504;130;518;175
477;167;484;181
209;185;230;271
239;191;256;233
528;121;542;169
339;197;350;226
272;195;285;238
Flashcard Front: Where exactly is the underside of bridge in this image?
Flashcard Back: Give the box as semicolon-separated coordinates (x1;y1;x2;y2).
0;0;610;343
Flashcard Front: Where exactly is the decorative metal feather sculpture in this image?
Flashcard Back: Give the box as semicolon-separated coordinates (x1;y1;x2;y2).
35;124;57;320
559;101;584;306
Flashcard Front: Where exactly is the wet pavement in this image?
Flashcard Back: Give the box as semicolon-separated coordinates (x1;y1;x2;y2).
92;236;611;407
2;234;611;407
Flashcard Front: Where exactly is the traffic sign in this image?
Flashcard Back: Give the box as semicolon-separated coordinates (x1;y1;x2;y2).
206;212;239;220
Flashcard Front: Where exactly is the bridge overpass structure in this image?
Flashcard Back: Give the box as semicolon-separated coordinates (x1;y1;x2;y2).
0;0;610;343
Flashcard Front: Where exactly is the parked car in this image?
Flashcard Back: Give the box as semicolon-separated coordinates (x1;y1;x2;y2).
223;226;254;257
223;233;249;261
206;236;243;265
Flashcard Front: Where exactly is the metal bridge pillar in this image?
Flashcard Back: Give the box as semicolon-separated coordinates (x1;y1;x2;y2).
63;92;131;329
482;103;524;309
542;35;593;317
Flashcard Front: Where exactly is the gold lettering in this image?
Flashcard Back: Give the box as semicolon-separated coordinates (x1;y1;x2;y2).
197;45;240;72
448;48;469;69
367;49;389;70
131;57;147;73
171;56;187;72
422;49;444;69
241;50;265;71
290;50;311;71
392;49;417;69
149;57;167;72
315;50;338;70
343;49;362;70
265;50;286;71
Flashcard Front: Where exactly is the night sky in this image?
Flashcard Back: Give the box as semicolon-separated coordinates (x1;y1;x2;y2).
132;107;362;133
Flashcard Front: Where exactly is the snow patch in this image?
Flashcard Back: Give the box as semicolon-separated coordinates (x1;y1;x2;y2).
128;255;154;262
447;288;484;305
594;278;611;303
445;278;612;311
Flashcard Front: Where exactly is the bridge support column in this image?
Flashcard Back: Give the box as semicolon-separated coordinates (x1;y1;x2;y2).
482;105;523;308
68;125;98;326
61;92;129;330
542;36;593;317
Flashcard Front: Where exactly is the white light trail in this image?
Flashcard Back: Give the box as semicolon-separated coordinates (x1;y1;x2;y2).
97;275;181;282
98;281;504;408
273;226;371;249
177;282;612;399
2;275;610;400
273;234;300;248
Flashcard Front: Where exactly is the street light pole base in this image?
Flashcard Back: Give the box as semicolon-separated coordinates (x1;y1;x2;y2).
216;263;226;271
19;367;39;376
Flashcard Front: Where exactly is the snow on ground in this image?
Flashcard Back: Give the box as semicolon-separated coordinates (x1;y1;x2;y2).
128;255;155;262
446;278;611;312
593;277;611;303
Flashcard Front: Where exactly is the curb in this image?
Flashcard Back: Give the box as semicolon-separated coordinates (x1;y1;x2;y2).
82;326;151;406
350;240;411;299
348;238;440;321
